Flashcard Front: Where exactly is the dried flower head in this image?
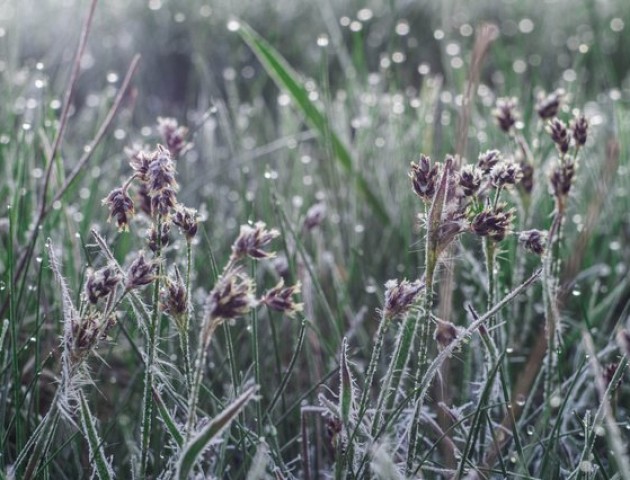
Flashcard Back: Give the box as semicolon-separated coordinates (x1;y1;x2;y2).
206;270;257;320
136;182;152;216
126;253;156;289
162;267;187;323
148;222;170;253
571;113;588;147
477;149;502;174
157;117;192;158
472;203;515;242
128;149;152;182
518;229;547;255
231;221;280;261
536;89;564;120
260;279;303;317
493;97;519;133
172;206;198;240
383;279;424;319
409;155;440;201
519;161;534;193
103;187;135;231
71;311;117;358
434;319;462;350
85;265;121;304
459;165;484;197
491;161;523;188
303;202;326;231
150;187;177;218
147;145;178;194
550;159;575;199
547;118;570;155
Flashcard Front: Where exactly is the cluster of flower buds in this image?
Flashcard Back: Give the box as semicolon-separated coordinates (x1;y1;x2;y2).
70;311;117;361
103;119;199;253
85;265;121;304
230;221;280;262
260;279;303;317
383;279;425;319
536;89;565;120
409;154;440;202
493;97;519;133
161;267;188;328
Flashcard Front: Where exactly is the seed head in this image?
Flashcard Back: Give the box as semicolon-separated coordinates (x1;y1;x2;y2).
172;206;198;240
535;89;564;120
493;97;519;133
126;253;156;289
383;279;424;319
477;149;502;174
303;203;326;231
547;118;570;154
472;203;515;242
162;267;187;323
459;165;484;197
157;117;192;158
71;311;117;358
518;229;547;255
434;319;462;350
85;265;121;304
260;279;303;317
491;161;523;188
147;145;178;194
128;149;152;182
519;161;534;193
103;187;135;231
571;113;588;147
550;159;575;198
409;154;440;201
231;221;280;261
136;182;152;216
150;187;177;218
206;270;257;320
148;222;170;253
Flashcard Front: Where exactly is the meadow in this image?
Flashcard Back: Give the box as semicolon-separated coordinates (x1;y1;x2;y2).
1;0;630;478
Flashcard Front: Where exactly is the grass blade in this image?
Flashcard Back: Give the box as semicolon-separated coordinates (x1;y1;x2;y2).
78;392;114;480
237;21;390;224
176;385;258;480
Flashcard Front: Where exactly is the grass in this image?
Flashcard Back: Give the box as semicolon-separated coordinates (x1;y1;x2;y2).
1;0;630;478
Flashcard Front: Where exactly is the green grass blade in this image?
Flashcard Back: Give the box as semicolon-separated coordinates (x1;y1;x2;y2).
78;392;114;480
176;386;258;480
237;21;390;224
152;386;184;448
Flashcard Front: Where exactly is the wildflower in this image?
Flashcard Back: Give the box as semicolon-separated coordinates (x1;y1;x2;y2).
150;187;177;217
550;159;575;199
491;161;523;188
136;182;152;216
303;202;326;231
409;154;440;201
383;279;424;319
206;270;257;320
472;203;515;242
126;253;156;289
162;267;187;323
459;165;483;197
172;206;198;240
434;319;462;350
518;229;547;255
231;221;280;261
148;222;170;253
493;97;519;133
260;279;303;317
547;118;570;155
147;145;178;194
535;89;564;120
85;265;121;304
103;187;135;231
477;149;502;174
71;311;117;357
519;161;534;193
571;113;588;147
128;149;152;182
157;117;192;158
